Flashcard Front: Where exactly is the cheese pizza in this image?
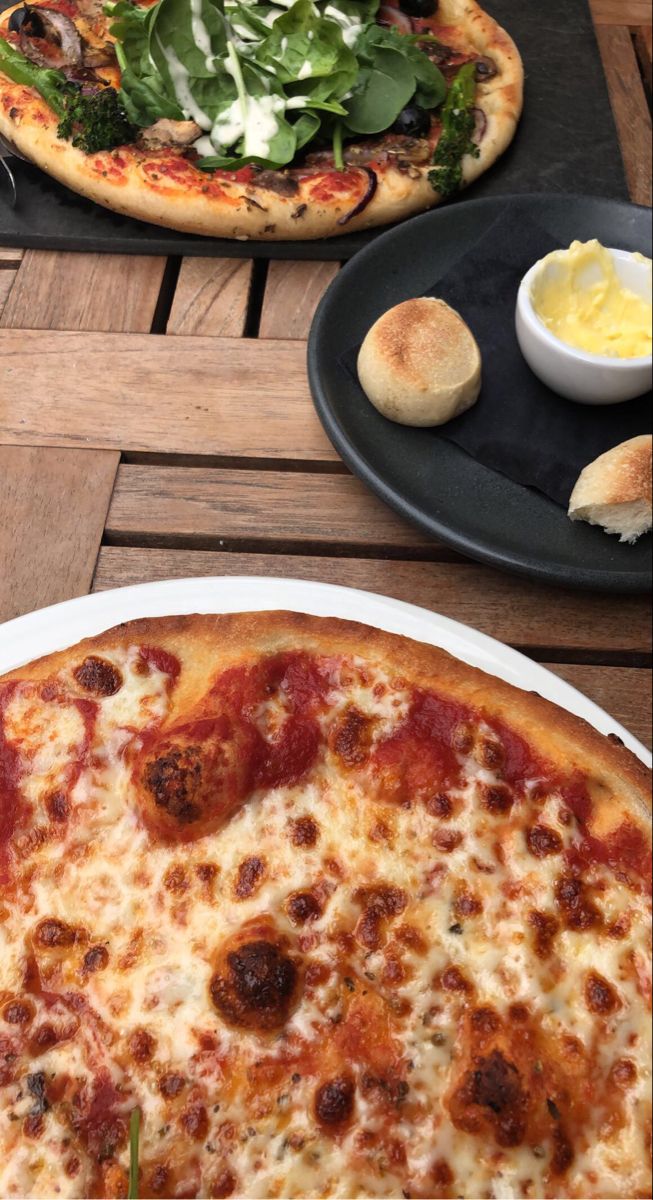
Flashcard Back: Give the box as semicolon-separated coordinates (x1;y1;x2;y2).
0;612;650;1199
0;0;523;239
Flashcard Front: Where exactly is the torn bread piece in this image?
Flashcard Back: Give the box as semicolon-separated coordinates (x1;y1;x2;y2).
568;433;652;543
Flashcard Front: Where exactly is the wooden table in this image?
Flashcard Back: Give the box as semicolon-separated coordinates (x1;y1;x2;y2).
0;0;650;750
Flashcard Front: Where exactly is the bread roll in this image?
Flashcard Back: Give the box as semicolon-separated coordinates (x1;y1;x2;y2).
357;297;482;427
568;434;652;543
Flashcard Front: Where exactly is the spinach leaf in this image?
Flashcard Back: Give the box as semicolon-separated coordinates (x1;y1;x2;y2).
292;107;321;149
255;16;354;86
150;0;228;81
344;45;414;133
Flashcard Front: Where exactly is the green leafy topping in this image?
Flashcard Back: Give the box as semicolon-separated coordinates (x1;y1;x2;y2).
0;36;136;151
101;0;448;171
57;84;136;152
428;60;479;198
128;1107;140;1200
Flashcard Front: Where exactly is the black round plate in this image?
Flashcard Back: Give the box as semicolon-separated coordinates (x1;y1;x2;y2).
308;193;652;593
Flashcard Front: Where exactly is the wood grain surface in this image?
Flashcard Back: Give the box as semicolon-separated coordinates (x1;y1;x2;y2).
105;464;434;553
591;0;651;24
167;259;254;337
259;262;340;339
0;252;167;332
0;446;119;622
0;331;335;460
594;23;652;207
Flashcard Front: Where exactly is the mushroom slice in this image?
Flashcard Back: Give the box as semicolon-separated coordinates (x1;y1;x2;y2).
19;5;83;69
137;119;203;150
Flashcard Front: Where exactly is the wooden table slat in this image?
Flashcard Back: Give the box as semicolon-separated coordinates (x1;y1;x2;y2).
167;258;254;337
594;23;652;207
91;546;652;659
548;662;652;751
106;463;434;552
0;331;336;460
258;261;340;340
0;446;119;623
0;271;16;319
0;248;23;264
591;0;651;24
0;252;168;332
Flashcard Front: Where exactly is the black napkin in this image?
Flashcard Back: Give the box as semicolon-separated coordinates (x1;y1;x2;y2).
341;210;651;507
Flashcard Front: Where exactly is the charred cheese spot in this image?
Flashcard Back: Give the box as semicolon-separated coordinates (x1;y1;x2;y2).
555;875;602;931
314;1076;355;1129
82;945;109;973
288;815;319;847
471;1006;501;1036
180;1103;208;1140
34;918;77;949
439;965;472;994
234;856;266;900
286;890;323;926
45;789;69;823
210;929;300;1033
426;792;454;819
551;1125;575;1175
452;887;483;920
585;971;621;1015
138;716;250;841
159;1072;185;1098
128;1028;156;1063
330;706;375;767
73;656;123;697
481;784;513;815
353;884;407;950
2;999;35;1026
526;824;563;857
610;1057;638;1088
451;1049;527;1147
163;863;190;893
528;910;560;959
433;828;464;853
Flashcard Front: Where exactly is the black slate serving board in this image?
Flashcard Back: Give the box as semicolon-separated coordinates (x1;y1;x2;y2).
0;0;629;258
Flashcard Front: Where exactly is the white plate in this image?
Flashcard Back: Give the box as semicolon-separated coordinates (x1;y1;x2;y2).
0;576;649;767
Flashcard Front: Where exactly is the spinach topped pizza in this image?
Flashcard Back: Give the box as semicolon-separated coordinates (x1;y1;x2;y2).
0;0;522;238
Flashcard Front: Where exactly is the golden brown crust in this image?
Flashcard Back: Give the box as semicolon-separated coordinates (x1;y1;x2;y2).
570;435;653;509
3;611;650;835
0;0;523;239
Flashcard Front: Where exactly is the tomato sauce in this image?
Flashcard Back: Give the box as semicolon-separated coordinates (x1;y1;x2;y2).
372;689;471;800
566;822;652;894
139;645;181;681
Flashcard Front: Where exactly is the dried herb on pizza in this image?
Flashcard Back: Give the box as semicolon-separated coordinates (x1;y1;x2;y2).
0;0;523;238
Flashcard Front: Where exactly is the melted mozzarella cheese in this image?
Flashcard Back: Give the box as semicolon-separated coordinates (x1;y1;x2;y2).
0;647;650;1199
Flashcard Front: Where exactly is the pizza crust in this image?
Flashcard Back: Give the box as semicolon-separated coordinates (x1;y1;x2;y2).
4;611;650;829
0;0;523;239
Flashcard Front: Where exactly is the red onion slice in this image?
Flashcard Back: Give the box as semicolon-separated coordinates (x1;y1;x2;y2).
378;5;414;33
472;106;487;144
338;167;378;226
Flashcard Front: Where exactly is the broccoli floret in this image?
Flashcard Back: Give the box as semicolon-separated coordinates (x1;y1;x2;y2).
57;83;136;153
428;61;480;199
